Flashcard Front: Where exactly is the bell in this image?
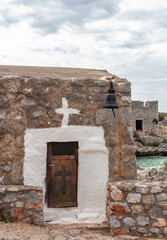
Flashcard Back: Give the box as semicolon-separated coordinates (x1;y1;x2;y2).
103;93;119;109
103;82;119;118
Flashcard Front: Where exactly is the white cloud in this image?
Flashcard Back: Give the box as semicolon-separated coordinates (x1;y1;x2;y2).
0;0;166;111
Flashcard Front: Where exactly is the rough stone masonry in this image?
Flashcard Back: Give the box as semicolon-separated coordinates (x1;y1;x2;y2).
0;65;136;184
108;180;167;238
0;65;142;233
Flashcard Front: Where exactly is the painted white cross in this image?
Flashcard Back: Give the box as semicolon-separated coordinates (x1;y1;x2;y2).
55;97;80;127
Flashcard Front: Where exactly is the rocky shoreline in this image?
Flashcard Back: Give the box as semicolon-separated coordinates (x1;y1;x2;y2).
135;141;167;156
134;135;167;156
137;164;167;182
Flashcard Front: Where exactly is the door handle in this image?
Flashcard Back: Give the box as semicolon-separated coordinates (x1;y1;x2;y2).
48;164;55;167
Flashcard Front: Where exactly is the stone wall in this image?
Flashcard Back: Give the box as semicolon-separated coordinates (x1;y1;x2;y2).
132;101;159;136
107;180;167;238
0;185;43;225
0;67;136;184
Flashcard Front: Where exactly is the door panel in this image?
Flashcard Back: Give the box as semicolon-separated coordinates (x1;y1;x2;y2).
47;142;78;207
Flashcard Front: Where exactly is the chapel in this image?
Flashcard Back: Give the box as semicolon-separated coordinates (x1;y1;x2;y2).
0;65;136;224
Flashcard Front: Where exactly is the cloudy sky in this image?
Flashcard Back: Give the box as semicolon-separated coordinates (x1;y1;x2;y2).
0;0;167;112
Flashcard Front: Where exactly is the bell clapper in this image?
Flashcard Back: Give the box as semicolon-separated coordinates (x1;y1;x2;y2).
112;109;116;118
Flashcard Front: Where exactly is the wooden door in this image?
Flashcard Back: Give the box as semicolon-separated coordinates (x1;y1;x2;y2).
47;142;78;207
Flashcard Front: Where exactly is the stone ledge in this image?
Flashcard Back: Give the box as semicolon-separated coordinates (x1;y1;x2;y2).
0;185;43;226
0;185;42;192
107;180;167;238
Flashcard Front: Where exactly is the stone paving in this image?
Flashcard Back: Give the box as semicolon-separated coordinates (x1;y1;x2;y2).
0;222;165;240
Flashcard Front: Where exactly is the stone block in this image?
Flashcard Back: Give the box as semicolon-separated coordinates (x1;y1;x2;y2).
11;209;25;219
33;110;45;117
155;201;167;207
109;216;121;228
15;201;24;208
137;216;149;226
144;233;152;238
163;210;167;215
25;203;42;211
0;111;8;119
111;228;129;236
142;195;155;205
120;96;131;105
120;107;131;124
21;99;36;106
110;202;130;215
131;205;143;215
123;217;136;227
150;228;160;233
156;193;167;201
149;206;161;219
126;193;141;203
31;213;43;226
152;218;166;227
117;82;131;93
109;185;123;201
137;228;147;233
3;193;17;202
136;185;149;194
151;185;164;193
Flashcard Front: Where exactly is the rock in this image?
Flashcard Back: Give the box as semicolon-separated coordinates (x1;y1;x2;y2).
33;110;45;117
15;201;24;208
0;110;8;119
152;218;166;227
142;195;155;205
144;233;152;238
136;165;145;171
136;185;149;194
150;228;160;233
120;96;131;104
31;213;43;226
149;168;158;177
131;205;143;215
7;83;20;93
159;143;167;149
163;210;167;215
137;216;149;226
117;82;131;93
111;228;129;236
109;185;123;201
123;217;136;227
126;193;142;203
156;200;167;207
11;209;25;219
137;228;147;233
135;141;144;148
110;202;130;215
136;136;162;147
137;169;149;180
149;206;161;219
156;193;167;201
3;193;17;202
151;185;164;193
0;163;12;172
109;216;121;228
21;99;36;106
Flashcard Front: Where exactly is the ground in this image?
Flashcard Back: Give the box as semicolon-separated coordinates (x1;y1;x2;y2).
0;222;165;240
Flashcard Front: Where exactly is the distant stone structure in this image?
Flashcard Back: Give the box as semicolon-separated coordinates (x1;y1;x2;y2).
132;101;159;136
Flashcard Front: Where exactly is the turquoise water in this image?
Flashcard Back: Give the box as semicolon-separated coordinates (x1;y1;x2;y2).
136;156;167;170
